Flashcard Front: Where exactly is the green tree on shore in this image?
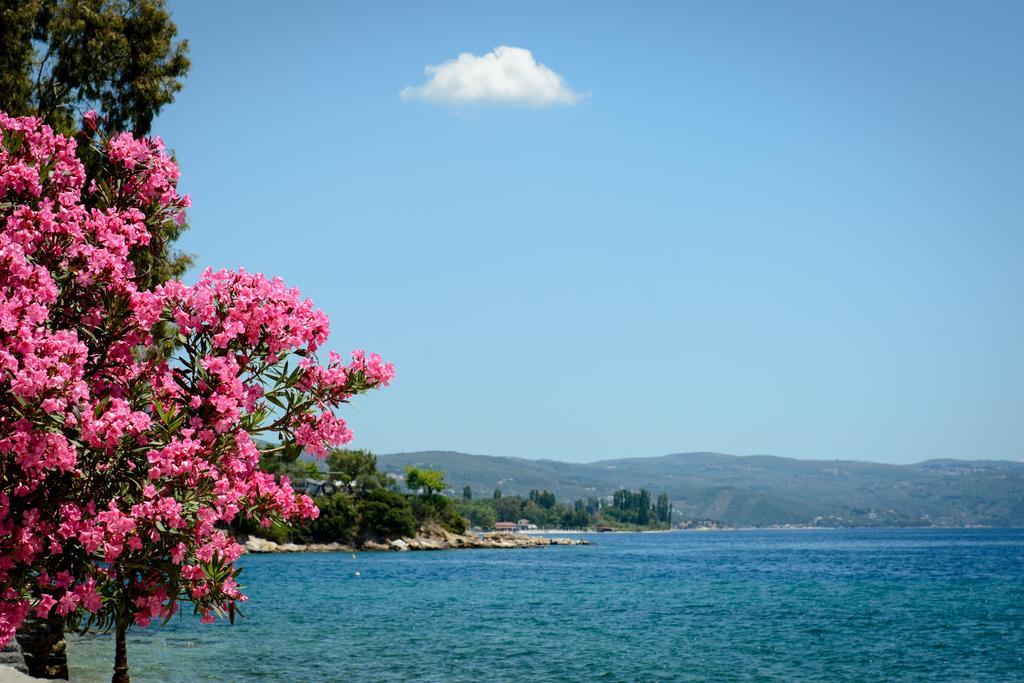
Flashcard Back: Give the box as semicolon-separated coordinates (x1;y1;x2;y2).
328;449;388;493
656;492;673;524
405;466;447;497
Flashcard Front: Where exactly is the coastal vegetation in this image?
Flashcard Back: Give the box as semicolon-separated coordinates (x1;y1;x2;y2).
249;450;676;543
457;487;673;531
244;451;466;546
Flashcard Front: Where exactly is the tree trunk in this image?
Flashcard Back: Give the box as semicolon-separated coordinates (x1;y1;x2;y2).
111;621;129;683
15;614;68;679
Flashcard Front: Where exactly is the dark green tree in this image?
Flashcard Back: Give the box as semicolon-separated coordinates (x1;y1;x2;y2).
306;494;358;543
357;489;417;540
462;484;472;501
0;0;190;137
560;509;591;529
409;494;466;535
328;449;387;493
456;500;496;529
493;495;523;523
656;492;672;524
0;2;38;118
531;489;556;509
608;488;657;527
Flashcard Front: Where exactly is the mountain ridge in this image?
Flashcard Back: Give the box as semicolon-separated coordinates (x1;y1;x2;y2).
375;450;1024;527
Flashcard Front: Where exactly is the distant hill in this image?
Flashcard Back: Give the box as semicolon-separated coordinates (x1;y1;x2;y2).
376;451;1024;528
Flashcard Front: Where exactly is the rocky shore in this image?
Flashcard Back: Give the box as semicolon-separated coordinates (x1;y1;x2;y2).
242;527;588;554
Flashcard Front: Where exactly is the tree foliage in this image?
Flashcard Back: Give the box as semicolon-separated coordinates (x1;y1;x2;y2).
456;488;673;531
404;466;446;497
0;0;190;137
271;453;465;543
303;494;357;543
357;489;417;540
457;501;496;529
608;488;653;525
327;449;387;494
528;489;556;509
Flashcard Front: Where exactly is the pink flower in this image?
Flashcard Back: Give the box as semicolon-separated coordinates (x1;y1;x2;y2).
33;595;57;618
54;591;80;616
82;110;99;133
73;579;102;612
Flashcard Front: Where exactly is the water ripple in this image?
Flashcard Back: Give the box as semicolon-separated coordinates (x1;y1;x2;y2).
68;528;1024;682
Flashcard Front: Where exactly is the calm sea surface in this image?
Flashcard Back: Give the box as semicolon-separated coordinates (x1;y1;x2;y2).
67;528;1024;682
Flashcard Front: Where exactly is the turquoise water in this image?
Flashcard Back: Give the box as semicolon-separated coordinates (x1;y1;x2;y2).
68;528;1024;682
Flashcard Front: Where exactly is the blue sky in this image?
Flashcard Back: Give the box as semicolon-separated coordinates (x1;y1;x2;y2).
157;1;1022;464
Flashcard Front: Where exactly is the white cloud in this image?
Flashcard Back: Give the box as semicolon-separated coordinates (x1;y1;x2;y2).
401;46;583;108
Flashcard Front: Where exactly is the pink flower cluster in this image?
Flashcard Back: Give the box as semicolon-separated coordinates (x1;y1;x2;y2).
106;132;189;211
0;113;391;644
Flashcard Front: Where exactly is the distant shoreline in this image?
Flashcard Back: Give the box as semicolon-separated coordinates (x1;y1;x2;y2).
523;525;1012;534
521;528;675;535
241;528;589;553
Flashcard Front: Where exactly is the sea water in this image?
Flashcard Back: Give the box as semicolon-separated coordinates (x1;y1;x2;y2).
67;528;1024;681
